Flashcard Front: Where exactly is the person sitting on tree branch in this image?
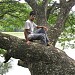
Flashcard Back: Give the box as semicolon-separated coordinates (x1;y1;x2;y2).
24;11;50;46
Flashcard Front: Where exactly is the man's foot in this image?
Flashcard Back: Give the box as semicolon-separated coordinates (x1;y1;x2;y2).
29;40;34;42
47;42;51;46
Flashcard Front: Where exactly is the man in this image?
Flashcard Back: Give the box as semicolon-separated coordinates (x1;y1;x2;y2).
24;11;50;46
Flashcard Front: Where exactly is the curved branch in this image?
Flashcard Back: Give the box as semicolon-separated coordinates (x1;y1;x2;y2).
42;0;48;7
60;0;66;4
0;32;75;75
47;1;59;20
67;0;75;7
0;32;52;63
48;0;75;46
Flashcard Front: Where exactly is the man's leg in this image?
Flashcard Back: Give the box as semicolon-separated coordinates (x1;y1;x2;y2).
28;28;50;45
28;33;47;45
35;28;50;44
35;28;45;33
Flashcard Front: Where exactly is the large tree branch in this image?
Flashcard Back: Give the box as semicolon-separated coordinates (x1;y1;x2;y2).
0;32;75;75
0;32;51;62
60;0;66;4
42;0;48;7
47;1;59;20
67;0;75;7
48;0;75;46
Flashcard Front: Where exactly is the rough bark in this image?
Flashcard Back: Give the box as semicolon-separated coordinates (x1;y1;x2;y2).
48;0;75;46
0;32;75;75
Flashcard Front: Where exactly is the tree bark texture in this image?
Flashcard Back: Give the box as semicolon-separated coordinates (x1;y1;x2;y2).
0;32;75;75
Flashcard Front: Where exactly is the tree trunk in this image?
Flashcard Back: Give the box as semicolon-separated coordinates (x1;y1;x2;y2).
0;32;75;75
36;8;47;26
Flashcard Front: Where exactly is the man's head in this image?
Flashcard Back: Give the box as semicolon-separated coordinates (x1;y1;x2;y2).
29;11;36;21
30;11;36;16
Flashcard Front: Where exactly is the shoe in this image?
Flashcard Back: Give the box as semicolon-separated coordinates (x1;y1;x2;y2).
29;40;34;42
47;42;51;46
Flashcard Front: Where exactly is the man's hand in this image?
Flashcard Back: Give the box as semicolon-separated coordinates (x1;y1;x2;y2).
43;26;48;31
26;41;31;45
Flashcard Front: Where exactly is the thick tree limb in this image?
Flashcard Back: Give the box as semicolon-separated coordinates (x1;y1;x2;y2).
60;0;66;4
0;32;75;75
42;0;48;8
67;0;75;7
48;0;75;46
47;1;59;20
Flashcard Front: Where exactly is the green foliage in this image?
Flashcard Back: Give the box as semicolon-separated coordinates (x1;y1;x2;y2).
0;0;31;31
0;48;12;75
37;0;43;5
0;61;12;75
47;8;59;26
58;12;75;49
0;48;6;55
48;13;57;25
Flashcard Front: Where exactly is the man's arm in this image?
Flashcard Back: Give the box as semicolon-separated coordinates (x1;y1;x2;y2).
24;29;29;42
24;29;31;45
36;26;48;31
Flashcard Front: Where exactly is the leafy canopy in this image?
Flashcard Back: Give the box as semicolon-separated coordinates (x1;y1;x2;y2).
0;0;31;31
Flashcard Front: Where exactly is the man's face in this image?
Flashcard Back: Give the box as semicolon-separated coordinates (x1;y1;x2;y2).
30;15;36;21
